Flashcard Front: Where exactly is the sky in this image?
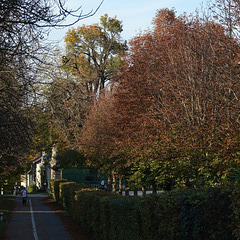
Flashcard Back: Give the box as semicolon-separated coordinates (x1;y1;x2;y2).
47;0;207;45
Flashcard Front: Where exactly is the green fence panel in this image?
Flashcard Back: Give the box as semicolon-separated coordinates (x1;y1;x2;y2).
62;169;99;184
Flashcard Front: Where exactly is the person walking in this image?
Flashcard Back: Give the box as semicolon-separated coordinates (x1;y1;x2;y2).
21;187;27;206
100;180;105;190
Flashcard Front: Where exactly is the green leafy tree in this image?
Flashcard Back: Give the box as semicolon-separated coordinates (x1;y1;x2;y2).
64;14;127;96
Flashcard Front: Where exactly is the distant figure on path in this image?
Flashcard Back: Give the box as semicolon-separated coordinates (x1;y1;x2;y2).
13;182;19;196
100;180;105;189
21;187;28;206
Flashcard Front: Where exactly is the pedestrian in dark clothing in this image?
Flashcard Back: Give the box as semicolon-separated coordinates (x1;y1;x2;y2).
22;187;28;206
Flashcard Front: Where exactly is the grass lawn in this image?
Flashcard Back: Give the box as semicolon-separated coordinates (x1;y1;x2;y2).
0;196;14;237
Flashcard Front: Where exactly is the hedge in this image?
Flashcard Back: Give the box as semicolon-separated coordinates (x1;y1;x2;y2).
49;180;239;240
139;191;182;240
179;187;234;240
59;182;86;210
73;190;113;239
100;195;142;240
49;179;68;202
230;186;240;239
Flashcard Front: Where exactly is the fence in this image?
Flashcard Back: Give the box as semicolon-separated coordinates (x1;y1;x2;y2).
62;169;100;185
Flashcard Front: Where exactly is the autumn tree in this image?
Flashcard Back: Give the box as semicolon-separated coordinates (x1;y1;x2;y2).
81;6;240;190
127;8;240;187
0;65;32;173
63;14;127;97
155;10;240;184
209;0;240;39
126;9;240;187
41;15;127;151
80;91;132;191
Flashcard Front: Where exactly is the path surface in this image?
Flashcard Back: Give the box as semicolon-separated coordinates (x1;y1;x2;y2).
4;194;73;240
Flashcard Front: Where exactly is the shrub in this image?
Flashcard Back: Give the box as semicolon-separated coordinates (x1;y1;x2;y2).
49;179;68;201
73;189;112;239
203;187;233;239
140;191;182;240
179;189;207;239
27;183;36;193
177;187;235;240
60;182;86;210
49;181;238;240
101;195;143;240
230;185;240;239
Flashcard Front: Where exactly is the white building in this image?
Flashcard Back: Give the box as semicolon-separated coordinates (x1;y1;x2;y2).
26;147;62;191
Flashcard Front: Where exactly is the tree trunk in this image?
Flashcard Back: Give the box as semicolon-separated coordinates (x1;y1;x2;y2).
153;184;157;194
112;171;116;193
142;186;146;196
119;177;123;195
107;175;112;191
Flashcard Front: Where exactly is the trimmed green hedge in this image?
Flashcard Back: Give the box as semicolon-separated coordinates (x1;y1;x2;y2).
59;182;85;209
50;180;239;240
140;191;182;240
49;179;68;202
230;186;240;239
73;190;112;239
100;195;142;240
179;187;234;239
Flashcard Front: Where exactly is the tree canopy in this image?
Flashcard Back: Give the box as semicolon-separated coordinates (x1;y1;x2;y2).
63;14;127;96
0;0;103;174
39;14;127;152
80;6;240;189
4;0;240;190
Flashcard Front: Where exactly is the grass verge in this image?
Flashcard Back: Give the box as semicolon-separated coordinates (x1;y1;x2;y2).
0;196;15;237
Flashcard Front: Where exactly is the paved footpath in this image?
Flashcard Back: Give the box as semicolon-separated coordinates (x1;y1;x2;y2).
4;194;73;240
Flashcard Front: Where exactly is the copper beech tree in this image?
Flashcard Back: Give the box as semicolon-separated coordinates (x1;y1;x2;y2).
81;7;240;190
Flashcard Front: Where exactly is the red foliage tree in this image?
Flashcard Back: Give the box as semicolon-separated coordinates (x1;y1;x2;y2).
81;7;240;189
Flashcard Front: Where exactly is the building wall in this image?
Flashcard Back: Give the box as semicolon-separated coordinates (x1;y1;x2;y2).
20;175;27;187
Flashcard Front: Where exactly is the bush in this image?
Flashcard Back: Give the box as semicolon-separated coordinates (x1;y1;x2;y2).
230;186;240;239
27;184;36;193
203;187;233;239
73;189;112;239
60;182;86;211
49;180;239;240
49;179;68;201
140;191;182;240
0;196;15;237
101;195;142;240
179;189;207;239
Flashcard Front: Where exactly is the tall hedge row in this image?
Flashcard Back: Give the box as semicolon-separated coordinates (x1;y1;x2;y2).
49;179;68;202
50;180;239;240
100;195;142;240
